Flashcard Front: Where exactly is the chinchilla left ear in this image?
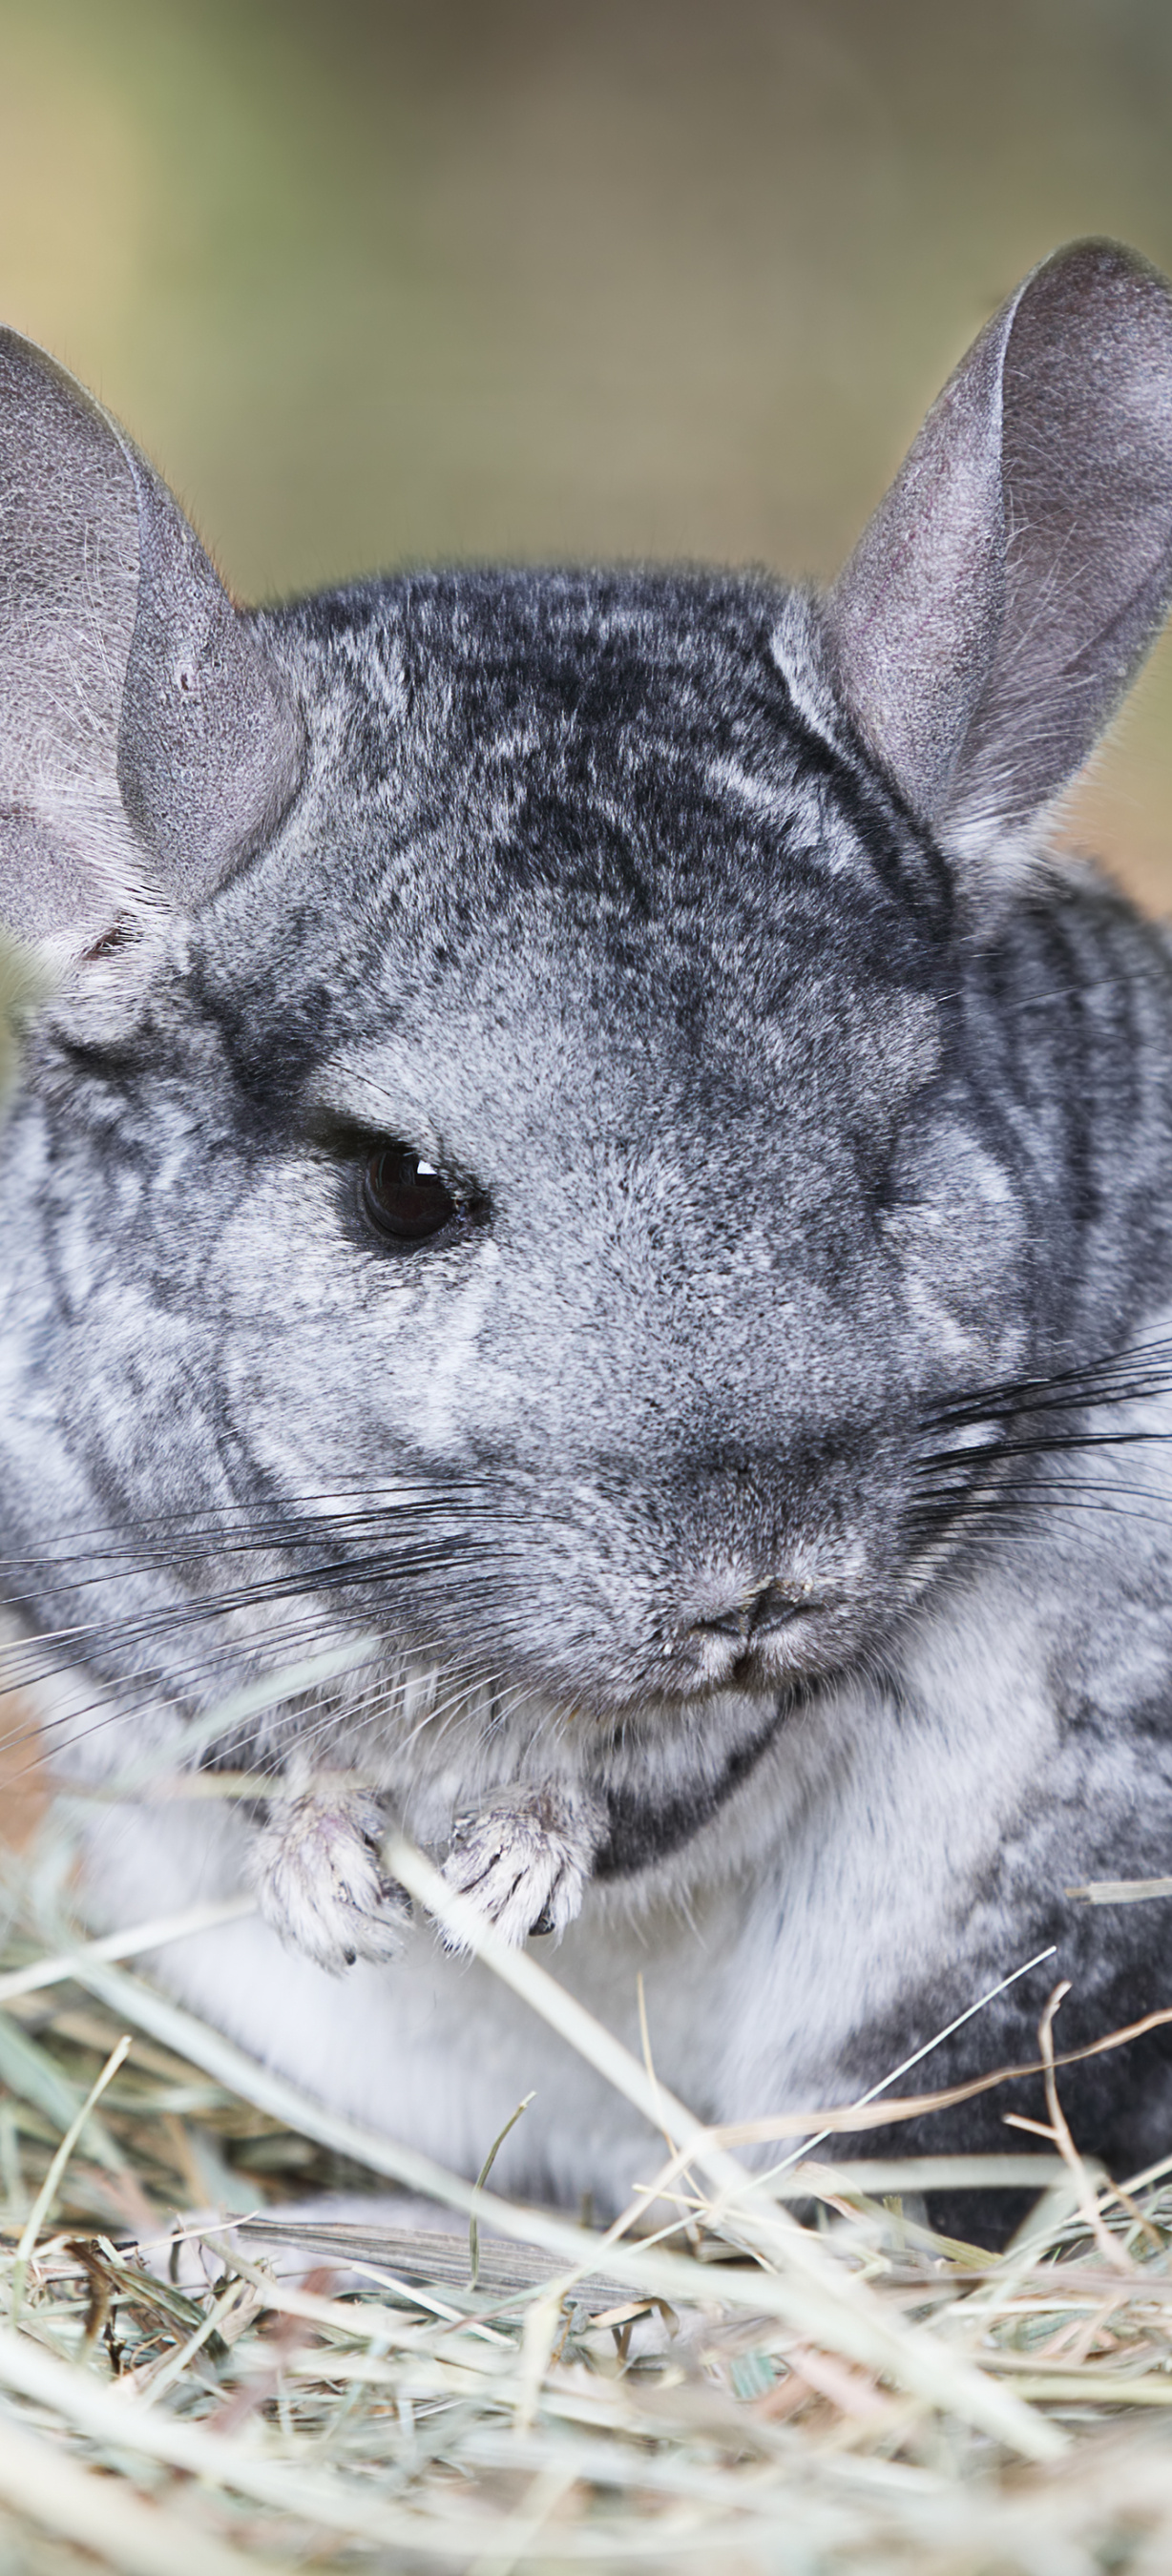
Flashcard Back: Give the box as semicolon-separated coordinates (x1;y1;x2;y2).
0;326;303;964
820;239;1172;863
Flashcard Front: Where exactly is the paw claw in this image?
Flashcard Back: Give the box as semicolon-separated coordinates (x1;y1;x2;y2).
249;1774;408;1974
439;1787;598;1950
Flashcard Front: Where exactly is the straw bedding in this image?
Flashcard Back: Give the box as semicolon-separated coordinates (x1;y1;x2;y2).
0;1792;1171;2573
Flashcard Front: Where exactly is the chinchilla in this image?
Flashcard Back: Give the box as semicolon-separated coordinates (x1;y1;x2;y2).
3;237;1172;2230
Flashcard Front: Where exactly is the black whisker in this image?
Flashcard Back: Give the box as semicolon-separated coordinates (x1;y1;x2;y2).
920;1334;1172;1438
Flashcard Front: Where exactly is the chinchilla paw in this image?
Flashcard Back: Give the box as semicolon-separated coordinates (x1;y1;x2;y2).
248;1773;409;1973
439;1786;599;1949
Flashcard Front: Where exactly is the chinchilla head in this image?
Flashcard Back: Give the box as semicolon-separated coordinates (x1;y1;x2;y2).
4;239;1172;1733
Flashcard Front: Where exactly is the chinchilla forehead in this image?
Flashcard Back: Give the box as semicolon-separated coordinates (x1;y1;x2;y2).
193;568;951;1115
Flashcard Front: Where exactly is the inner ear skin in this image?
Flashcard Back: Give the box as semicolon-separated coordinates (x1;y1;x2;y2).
822;241;1172;858
0;322;304;963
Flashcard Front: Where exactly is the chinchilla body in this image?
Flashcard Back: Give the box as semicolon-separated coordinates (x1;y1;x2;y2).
4;241;1172;2215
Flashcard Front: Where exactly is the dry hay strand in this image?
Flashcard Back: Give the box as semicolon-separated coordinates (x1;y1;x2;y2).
0;1806;1171;2566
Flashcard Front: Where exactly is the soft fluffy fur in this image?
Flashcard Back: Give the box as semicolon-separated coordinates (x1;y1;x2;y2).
4;241;1172;2226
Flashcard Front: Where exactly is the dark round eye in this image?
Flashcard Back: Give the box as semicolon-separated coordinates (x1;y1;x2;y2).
361;1145;457;1243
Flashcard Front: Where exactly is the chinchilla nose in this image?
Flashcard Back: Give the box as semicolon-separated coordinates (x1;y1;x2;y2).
688;1579;823;1644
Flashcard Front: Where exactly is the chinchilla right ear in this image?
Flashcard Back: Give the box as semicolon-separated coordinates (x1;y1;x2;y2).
0;329;303;966
818;239;1172;871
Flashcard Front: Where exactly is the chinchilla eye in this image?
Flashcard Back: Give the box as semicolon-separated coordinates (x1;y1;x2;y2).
361;1146;456;1243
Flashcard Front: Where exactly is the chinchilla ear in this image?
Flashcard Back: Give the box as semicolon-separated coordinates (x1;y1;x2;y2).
821;240;1172;861
0;328;303;963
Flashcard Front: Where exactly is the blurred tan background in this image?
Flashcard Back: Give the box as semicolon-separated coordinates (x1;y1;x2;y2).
0;0;1170;900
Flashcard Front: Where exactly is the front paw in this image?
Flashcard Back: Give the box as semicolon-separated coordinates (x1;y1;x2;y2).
248;1773;409;1973
440;1787;599;1949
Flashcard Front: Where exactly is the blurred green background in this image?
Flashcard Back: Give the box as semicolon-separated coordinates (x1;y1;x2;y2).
2;0;1171;899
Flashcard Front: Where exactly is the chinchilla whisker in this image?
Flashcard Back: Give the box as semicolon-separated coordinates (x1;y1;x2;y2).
0;1608;529;1779
2;1548;497;1656
909;1504;1172;1548
1;1571;504;1685
289;1668;538;1766
407;1675;538;1756
0;1517;502;1583
0;1483;474;1531
276;1669;471;1754
912;1473;1172;1513
980;1430;1170;1466
0;1521;489;1581
919;1340;1172;1430
0;1488;530;1577
908;1494;1171;1530
912;1430;1172;1482
0;1606;353;1709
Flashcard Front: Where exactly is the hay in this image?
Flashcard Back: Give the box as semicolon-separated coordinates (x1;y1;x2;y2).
2;1805;1172;2570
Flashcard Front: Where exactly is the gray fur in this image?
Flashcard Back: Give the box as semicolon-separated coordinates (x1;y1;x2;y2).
4;241;1172;2228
